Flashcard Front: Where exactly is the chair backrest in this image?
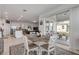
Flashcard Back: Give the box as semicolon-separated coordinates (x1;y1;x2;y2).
48;34;57;51
48;37;54;48
22;35;29;50
9;43;25;55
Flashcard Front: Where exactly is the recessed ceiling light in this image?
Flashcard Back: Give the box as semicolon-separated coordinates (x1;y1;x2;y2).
20;15;23;17
23;9;27;12
17;15;23;20
6;18;8;19
5;15;8;18
4;12;8;14
33;21;37;23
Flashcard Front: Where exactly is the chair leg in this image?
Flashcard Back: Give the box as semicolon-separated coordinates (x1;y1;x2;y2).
48;51;50;55
29;50;38;55
27;50;29;55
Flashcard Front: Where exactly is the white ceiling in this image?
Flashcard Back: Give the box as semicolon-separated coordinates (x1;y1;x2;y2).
0;4;60;22
0;4;78;23
56;10;70;22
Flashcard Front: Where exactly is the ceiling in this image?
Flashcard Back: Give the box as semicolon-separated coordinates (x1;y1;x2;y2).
56;10;70;22
0;4;78;23
0;4;60;23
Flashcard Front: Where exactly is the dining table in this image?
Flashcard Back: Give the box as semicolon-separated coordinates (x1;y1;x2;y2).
27;36;49;55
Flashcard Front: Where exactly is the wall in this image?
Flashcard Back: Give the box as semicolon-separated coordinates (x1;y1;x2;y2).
11;21;38;30
70;6;79;49
0;19;38;37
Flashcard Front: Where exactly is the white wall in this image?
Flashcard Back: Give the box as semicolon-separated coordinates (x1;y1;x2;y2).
0;19;38;37
11;21;38;30
70;6;79;49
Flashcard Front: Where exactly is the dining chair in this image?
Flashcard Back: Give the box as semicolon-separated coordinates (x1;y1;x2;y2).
9;43;25;55
28;43;38;55
40;36;55;55
26;36;39;55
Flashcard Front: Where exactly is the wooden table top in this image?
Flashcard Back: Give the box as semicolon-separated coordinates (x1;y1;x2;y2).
26;35;49;43
27;35;49;45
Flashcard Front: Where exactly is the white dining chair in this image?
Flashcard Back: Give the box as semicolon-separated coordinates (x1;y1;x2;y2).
40;35;57;55
24;36;39;55
9;43;25;55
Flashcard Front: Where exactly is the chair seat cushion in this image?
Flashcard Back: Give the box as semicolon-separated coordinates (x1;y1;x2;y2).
41;44;49;50
29;43;38;49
